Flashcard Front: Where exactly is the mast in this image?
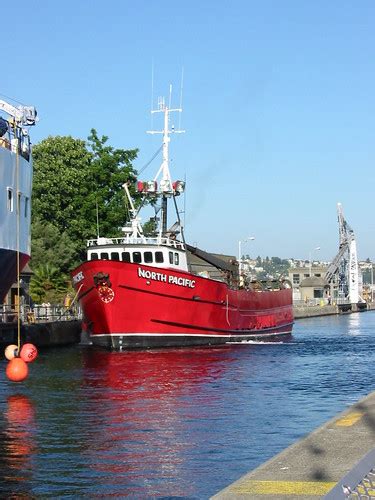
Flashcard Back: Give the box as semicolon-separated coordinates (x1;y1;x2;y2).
146;87;185;236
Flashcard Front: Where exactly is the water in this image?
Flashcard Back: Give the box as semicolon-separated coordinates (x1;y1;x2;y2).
1;312;375;498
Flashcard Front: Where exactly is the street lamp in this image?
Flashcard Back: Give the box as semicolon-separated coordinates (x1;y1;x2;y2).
309;246;321;277
238;236;255;275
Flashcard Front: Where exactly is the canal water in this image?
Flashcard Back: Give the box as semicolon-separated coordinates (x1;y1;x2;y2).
1;312;375;498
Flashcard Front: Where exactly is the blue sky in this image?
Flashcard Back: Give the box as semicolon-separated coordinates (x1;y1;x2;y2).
2;1;375;261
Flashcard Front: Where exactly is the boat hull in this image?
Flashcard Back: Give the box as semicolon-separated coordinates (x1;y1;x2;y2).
0;147;32;303
72;260;294;350
0;249;30;303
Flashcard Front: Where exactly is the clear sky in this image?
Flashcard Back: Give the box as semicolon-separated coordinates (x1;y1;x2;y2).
2;1;375;261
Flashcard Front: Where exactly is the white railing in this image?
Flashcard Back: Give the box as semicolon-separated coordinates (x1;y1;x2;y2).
87;235;185;250
0;304;81;324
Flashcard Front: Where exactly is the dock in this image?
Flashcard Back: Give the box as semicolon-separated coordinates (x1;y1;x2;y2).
293;302;375;319
212;391;375;499
0;304;82;347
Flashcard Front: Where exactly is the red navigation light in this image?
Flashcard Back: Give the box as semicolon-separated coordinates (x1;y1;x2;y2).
173;181;185;194
137;181;158;193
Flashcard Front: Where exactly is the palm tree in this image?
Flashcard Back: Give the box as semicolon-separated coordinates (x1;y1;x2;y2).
29;264;68;303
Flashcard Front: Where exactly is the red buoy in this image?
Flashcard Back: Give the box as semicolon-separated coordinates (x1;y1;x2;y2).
6;358;29;382
20;343;38;363
4;344;19;361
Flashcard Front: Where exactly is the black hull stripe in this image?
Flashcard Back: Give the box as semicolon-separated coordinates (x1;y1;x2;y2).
151;318;294;335
90;331;293;350
119;284;228;307
118;284;291;313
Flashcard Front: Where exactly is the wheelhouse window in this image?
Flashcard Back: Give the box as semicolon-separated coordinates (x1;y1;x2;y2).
122;252;131;262
7;187;13;212
133;252;142;264
174;252;179;265
155;251;164;263
111;252;120;261
101;252;109;260
144;251;153;263
169;252;174;265
90;253;99;260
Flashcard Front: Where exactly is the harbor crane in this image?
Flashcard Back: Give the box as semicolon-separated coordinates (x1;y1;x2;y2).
0;99;37;127
325;203;360;304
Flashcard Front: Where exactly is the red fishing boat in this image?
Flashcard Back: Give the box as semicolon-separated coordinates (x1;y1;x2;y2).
71;98;293;350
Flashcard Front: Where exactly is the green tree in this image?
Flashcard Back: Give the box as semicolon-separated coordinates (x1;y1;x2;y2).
32;131;139;266
31;217;79;273
142;217;158;236
85;129;139;239
32;136;92;240
29;264;68;303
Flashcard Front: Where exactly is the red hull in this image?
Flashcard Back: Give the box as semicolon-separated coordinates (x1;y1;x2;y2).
72;260;294;349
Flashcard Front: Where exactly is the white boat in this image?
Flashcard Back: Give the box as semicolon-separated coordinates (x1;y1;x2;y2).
0;98;37;302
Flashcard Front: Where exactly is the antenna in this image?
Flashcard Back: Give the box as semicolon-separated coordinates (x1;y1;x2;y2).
183;172;186;231
146;83;185;234
96;199;100;238
169;84;172;109
179;67;184;130
151;62;154;129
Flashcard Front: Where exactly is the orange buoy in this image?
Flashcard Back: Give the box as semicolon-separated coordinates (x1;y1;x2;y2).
4;344;19;361
6;358;29;382
20;343;38;363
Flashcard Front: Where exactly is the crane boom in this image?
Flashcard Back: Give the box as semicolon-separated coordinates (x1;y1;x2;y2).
0;99;37;126
325;203;360;304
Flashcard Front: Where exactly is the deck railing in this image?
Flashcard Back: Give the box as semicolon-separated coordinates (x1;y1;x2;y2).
0;304;82;325
87;235;185;250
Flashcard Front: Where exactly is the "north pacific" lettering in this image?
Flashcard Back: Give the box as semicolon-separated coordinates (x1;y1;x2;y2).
138;267;196;288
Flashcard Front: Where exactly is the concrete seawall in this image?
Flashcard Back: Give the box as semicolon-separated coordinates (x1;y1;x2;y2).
212;391;375;499
0;320;82;347
294;302;375;319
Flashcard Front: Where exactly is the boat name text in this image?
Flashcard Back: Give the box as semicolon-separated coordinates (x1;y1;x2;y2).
138;267;196;288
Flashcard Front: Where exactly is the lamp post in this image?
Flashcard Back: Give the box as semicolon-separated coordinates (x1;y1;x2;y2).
309;246;321;277
238;236;255;275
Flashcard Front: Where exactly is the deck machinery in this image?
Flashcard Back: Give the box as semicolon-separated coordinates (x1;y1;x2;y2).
325;203;361;305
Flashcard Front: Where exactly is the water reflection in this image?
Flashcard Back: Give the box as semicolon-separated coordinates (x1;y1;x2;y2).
347;312;361;336
81;347;238;497
1;394;37;495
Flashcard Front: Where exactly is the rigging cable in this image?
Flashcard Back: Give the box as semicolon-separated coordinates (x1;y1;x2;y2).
13;122;21;351
138;145;162;175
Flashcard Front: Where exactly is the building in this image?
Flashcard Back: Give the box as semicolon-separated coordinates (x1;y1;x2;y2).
288;264;331;303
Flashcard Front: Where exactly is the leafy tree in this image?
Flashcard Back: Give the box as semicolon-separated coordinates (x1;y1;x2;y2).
143;217;158;236
32;131;139;266
84;129;139;239
32;136;92;240
29;264;68;303
31;217;79;273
